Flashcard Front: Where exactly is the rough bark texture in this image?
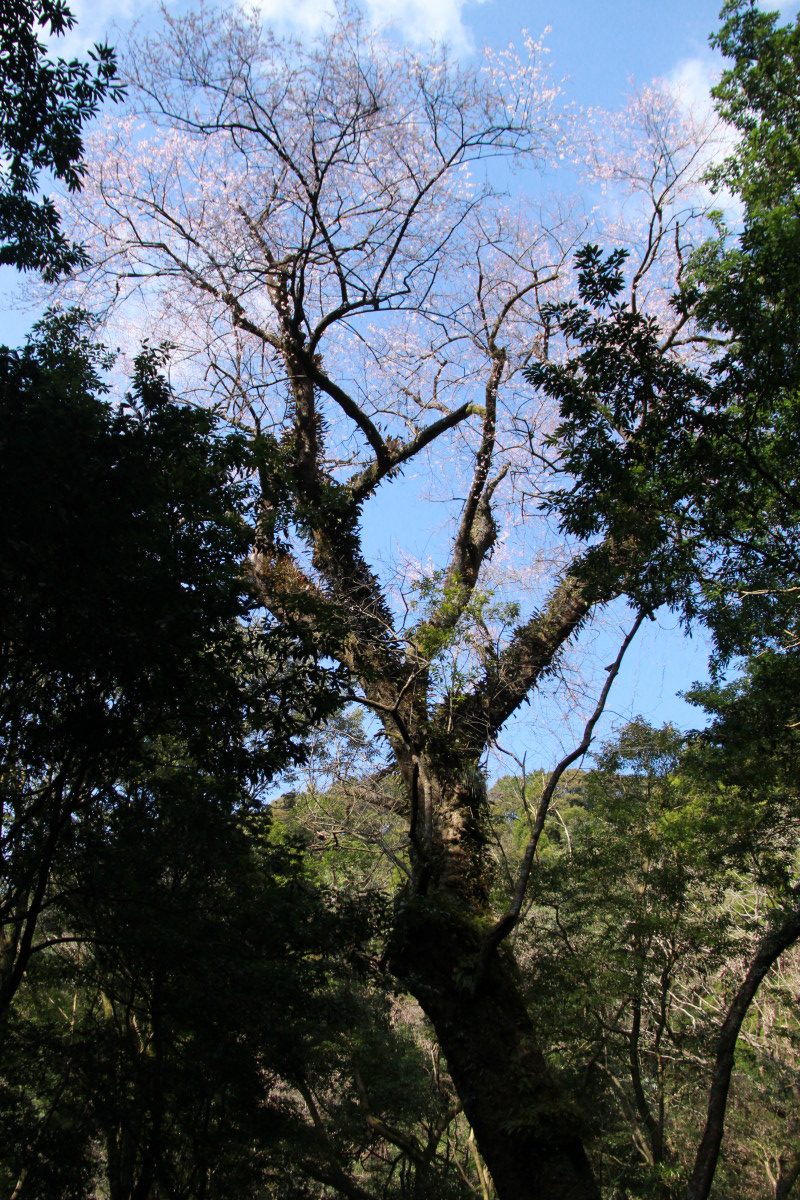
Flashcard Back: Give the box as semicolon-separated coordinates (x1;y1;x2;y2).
383;759;601;1200
389;887;600;1200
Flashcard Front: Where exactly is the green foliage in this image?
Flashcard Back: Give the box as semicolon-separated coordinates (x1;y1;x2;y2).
710;0;800;211
0;314;473;1200
525;246;711;613
0;1;122;277
0;745;395;1199
687;0;800;661
409;570;520;666
684;651;800;894
0;311;342;1017
526;2;800;664
0;311;336;787
510;720;797;1199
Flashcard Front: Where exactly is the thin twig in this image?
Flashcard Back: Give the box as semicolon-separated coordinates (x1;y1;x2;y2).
484;611;645;954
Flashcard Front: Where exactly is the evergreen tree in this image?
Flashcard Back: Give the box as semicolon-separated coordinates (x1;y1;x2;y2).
0;0;121;276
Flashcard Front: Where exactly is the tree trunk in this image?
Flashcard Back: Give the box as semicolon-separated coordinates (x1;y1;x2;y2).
687;897;800;1200
389;890;599;1200
776;1152;800;1200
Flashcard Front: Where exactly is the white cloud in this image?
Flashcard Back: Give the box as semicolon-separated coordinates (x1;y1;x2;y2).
667;55;720;124
365;0;479;53
665;55;744;223
250;0;484;53
248;0;337;36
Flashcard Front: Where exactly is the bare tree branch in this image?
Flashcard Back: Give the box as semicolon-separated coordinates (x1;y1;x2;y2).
484;610;644;953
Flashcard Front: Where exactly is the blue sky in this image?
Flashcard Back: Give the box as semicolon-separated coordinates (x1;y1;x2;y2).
4;0;797;770
48;0;799;104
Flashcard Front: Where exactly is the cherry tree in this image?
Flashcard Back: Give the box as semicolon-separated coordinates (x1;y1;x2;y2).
53;7;722;1197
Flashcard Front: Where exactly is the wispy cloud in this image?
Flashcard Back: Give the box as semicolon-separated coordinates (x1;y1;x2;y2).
251;0;486;53
50;0;489;62
665;56;744;222
666;56;720;124
366;0;484;52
